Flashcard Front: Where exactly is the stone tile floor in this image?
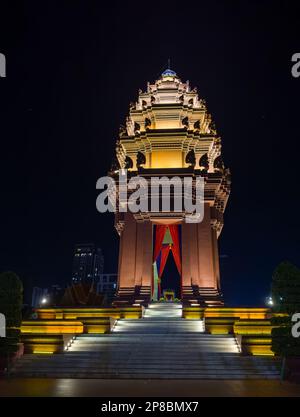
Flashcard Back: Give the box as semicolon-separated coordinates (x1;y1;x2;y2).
0;378;299;397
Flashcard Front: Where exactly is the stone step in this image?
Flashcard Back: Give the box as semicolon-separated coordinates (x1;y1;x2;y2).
72;341;230;344
16;360;278;368
75;340;234;344
14;369;280;377
113;327;205;330
73;340;232;344
113;331;206;334
94;338;224;341
15;367;279;374
17;352;275;358
117;324;200;326
13;370;280;379
67;350;239;354
72;339;236;343
16;352;276;360
115;322;203;325
20;359;252;365
72;339;235;343
113;324;204;334
71;339;237;344
147;302;180;305
75;335;229;339
13;361;279;371
72;340;236;342
13;302;279;380
15;359;278;368
72;339;237;343
14;372;280;379
68;342;238;347
75;334;230;339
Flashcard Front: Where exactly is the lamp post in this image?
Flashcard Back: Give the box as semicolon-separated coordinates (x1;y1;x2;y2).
40;297;48;307
266;296;273;307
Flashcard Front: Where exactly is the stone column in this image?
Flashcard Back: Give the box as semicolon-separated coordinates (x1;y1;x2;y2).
134;221;144;287
141;221;153;287
182;222;200;287
181;222;191;287
212;228;221;290
189;224;200;287
197;204;217;289
118;212;137;288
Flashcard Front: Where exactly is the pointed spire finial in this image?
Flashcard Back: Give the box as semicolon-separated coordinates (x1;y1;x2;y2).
161;59;177;78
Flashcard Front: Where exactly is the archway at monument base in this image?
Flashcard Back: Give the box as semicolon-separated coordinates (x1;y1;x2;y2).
152;224;182;301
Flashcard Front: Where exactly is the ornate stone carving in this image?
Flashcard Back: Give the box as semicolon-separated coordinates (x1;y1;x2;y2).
124;156;133;169
185;150;196;167
136;151;146;168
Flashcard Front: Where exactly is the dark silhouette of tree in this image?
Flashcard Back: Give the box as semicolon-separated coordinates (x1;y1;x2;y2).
0;271;23;355
271;261;300;378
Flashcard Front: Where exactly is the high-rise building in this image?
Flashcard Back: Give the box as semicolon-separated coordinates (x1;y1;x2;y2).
96;273;118;303
72;243;104;283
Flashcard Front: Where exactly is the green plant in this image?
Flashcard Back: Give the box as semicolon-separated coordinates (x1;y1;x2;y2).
271;261;300;378
0;271;23;355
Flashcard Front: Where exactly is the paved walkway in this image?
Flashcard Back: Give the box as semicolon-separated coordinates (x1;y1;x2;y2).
0;378;299;397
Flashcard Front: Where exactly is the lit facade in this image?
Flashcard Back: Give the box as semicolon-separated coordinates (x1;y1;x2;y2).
110;69;231;307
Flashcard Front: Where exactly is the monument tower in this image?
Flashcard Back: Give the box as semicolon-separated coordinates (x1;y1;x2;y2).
110;69;230;307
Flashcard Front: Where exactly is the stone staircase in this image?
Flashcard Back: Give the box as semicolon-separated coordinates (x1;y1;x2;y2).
12;303;280;379
182;286;224;307
112;285;151;307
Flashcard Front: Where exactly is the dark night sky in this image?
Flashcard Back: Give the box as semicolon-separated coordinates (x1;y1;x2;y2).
1;1;300;305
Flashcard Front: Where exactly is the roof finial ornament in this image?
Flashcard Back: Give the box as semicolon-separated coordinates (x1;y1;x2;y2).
161;59;177;78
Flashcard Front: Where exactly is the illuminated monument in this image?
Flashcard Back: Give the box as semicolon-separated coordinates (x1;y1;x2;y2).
111;69;231;307
11;70;280;375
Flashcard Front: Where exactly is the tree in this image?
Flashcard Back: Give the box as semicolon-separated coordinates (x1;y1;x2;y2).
0;271;23;356
271;262;300;378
